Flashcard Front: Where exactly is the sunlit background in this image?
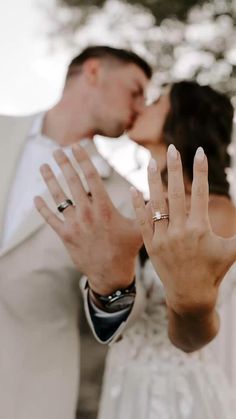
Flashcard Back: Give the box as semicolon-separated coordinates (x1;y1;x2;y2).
0;0;236;197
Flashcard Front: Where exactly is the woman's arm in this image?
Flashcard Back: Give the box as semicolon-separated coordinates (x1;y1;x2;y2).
132;145;236;352
167;306;219;353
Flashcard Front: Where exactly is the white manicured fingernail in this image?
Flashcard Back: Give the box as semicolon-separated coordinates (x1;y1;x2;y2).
195;147;205;162
168;144;178;160
148;158;157;172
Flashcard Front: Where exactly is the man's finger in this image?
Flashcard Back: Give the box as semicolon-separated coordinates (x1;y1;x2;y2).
34;196;64;236
40;164;75;218
53;149;89;205
72;144;111;205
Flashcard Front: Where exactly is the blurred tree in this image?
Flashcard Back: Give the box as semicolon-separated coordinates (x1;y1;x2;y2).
49;0;236;100
57;0;206;24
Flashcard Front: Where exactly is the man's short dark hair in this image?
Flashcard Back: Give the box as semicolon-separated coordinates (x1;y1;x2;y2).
66;45;152;80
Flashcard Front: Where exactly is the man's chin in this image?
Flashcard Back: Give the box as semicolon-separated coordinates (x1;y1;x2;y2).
106;125;126;138
126;133;148;146
126;129;139;142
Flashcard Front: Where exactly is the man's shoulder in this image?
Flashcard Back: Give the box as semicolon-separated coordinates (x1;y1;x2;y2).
0;112;37;124
0;112;46;139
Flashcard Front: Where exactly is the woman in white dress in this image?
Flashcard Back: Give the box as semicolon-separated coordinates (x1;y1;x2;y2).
98;81;236;419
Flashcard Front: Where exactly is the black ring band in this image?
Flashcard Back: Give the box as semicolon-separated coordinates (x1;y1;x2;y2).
57;199;74;213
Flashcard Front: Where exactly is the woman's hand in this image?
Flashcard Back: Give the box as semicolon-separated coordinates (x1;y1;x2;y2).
132;144;236;317
34;144;142;295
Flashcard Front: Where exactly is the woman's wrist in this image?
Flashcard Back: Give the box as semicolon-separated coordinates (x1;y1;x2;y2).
167;306;220;352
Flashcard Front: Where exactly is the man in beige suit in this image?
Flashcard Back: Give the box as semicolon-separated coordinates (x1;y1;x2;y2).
0;46;151;419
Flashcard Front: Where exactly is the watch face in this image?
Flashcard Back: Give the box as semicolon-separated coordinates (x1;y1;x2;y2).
106;294;135;312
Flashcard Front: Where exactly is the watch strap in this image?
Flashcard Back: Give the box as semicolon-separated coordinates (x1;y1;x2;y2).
86;278;136;312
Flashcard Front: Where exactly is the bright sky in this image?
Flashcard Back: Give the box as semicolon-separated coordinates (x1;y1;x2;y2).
0;0;68;114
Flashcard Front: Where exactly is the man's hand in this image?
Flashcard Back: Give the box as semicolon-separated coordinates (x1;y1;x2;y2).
34;144;142;295
131;144;236;350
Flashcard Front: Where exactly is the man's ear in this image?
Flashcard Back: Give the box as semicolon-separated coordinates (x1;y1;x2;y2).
82;59;101;86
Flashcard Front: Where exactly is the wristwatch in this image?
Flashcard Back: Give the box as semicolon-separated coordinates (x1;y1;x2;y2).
87;279;136;313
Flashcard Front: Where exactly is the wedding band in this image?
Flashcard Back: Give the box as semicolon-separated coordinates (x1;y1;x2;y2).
57;199;74;213
152;211;169;222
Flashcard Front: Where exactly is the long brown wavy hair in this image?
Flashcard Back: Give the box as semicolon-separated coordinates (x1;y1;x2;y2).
163;81;234;196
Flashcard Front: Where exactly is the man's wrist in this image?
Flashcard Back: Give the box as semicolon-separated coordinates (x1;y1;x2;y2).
165;288;218;318
87;278;136;313
88;266;136;296
88;288;107;310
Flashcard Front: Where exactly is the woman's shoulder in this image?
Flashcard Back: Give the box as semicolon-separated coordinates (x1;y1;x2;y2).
209;195;236;238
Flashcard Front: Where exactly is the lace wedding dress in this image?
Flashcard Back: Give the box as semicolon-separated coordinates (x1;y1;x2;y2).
98;260;236;419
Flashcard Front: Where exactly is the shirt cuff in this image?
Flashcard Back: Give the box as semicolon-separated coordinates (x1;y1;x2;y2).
87;292;133;342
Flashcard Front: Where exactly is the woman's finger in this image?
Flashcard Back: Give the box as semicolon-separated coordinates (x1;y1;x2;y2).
148;158;168;237
166;144;186;228
131;187;152;251
189;147;210;227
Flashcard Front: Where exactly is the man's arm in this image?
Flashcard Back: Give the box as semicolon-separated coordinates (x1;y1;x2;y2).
81;271;146;344
34;144;144;341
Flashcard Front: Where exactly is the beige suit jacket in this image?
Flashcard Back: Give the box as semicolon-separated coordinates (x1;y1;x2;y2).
0;114;145;419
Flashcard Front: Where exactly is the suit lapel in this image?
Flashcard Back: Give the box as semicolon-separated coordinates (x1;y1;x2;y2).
0;114;48;257
0;115;34;236
0;162;74;257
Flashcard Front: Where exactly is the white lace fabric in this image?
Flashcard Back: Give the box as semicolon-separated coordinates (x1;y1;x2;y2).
98;260;236;419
